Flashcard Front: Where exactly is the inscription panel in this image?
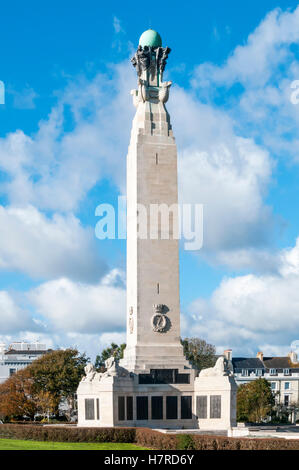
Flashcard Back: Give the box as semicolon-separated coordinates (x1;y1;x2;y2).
210;395;221;419
166;396;178;419
181;396;192;419
152;396;163;420
118;396;125;421
197;396;207;419
127;396;133;421
85;398;94;420
137;396;148;420
139;369;190;384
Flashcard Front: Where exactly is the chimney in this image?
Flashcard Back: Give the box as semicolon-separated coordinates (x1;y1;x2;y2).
256;351;263;361
288;351;298;364
223;349;232;361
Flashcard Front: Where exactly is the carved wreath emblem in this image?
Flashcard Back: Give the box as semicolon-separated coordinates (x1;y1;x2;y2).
151;304;168;333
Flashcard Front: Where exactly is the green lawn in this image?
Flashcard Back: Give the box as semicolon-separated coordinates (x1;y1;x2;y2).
0;438;148;450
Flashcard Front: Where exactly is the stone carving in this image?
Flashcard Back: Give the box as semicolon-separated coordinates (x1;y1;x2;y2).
199;357;232;377
158;81;172;103
105;356;116;371
131;45;171;76
154;304;166;314
81;357;130;383
82;363;97;382
129;306;134;334
131;44;172;106
100;356;130;379
151;304;169;333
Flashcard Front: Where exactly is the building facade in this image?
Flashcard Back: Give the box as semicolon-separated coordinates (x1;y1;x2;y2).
0;341;52;384
224;349;299;407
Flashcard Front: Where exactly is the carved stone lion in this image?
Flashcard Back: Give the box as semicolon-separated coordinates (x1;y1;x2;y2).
82;363;96;382
199;357;231;377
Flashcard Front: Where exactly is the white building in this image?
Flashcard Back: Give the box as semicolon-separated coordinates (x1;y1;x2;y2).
0;341;52;384
224;349;299;407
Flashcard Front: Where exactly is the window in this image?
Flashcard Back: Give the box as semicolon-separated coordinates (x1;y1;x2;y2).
270;369;277;376
283;369;290;376
118;396;125;421
197;396;207;419
271;382;276;391
126;396;133;421
181;396;192;419
166;396;178;419
9;368;16;376
137;397;148;420
241;369;248;377
256;369;263;376
151;396;163;420
84;399;94;420
210;395;221;419
284;395;290;406
284;382;290;390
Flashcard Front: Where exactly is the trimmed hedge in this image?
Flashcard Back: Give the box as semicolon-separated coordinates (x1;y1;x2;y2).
0;424;135;443
0;424;298;450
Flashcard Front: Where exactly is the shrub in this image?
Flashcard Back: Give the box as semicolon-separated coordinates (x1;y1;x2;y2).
0;424;136;444
0;424;298;450
177;434;195;450
135;428;177;450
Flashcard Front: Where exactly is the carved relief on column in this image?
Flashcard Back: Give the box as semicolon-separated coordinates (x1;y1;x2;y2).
129;306;134;334
151;304;171;333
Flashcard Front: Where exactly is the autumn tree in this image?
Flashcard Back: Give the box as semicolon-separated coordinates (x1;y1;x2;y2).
237;378;275;423
29;348;89;418
181;337;216;371
34;391;58;421
95;342;126;371
0;368;36;421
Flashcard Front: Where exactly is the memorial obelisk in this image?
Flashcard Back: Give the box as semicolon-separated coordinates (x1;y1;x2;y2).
119;29;190;372
77;30;237;430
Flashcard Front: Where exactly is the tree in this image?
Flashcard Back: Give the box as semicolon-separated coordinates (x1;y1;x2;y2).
237;378;275;423
181;337;216;371
95;342;126;371
34;391;58;421
0;349;88;422
0;368;37;421
29;348;89;418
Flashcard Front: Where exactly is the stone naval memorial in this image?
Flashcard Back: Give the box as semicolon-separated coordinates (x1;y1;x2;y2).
77;29;237;430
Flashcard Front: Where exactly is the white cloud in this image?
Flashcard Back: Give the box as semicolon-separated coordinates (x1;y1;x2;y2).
183;237;299;356
0;63;136;211
28;270;126;334
0;291;32;333
0;330;126;362
193;7;299;89
0;205;106;281
168;87;274;266
113;16;123;34
9;85;38;110
192;6;299;163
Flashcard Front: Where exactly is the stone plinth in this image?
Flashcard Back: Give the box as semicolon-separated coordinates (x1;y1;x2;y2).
194;375;237;430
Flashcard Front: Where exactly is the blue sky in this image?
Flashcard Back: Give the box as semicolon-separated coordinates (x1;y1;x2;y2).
1;0;299;359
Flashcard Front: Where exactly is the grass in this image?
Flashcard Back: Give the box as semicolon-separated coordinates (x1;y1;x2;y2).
0;438;148;450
